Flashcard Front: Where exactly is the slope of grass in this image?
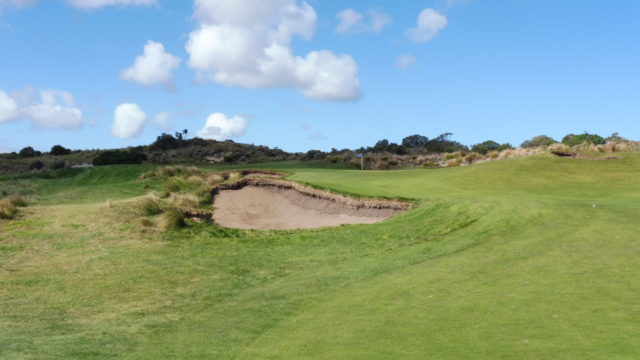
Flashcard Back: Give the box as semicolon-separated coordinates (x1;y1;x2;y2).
1;154;639;359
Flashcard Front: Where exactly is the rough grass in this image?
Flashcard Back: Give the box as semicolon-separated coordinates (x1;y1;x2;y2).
1;156;640;359
0;195;27;219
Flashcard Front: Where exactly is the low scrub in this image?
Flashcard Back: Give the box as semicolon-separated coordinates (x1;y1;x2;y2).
0;195;27;219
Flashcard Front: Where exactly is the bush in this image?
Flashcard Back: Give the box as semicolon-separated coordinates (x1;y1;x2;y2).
19;146;38;158
521;135;557;148
29;160;45;170
93;150;147;166
50;145;71;156
160;209;186;230
50;159;66;170
464;152;482;164
562;133;605;146
471;141;500;154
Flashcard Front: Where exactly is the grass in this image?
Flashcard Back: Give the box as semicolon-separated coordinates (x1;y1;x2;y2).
1;155;639;359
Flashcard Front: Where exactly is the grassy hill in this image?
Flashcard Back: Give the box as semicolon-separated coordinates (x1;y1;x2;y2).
1;154;639;359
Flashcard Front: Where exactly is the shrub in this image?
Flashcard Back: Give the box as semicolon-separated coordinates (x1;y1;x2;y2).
93;150;147;166
375;160;390;170
29;160;45;170
170;193;201;208
488;151;500;159
160;209;185;231
471;141;501;154
521;135;557;148
464;152;482;164
19;146;37;158
562;133;605;146
445;151;463;160
50;145;72;156
50;159;66;170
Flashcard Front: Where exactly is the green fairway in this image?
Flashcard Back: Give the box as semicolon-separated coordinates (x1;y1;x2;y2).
1;155;639;359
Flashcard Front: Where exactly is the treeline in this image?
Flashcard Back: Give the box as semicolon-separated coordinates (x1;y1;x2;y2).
1;130;632;173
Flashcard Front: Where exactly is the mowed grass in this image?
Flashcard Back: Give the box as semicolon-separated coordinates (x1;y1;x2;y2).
1;155;639;359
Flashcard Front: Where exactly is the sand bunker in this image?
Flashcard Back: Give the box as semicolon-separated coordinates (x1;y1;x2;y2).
212;179;409;230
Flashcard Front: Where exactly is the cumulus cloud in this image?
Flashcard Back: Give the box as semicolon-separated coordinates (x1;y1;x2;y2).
336;8;392;34
395;54;416;69
407;8;448;43
111;103;147;139
121;41;182;90
67;0;155;10
0;87;83;129
0;91;19;122
197;113;248;141
186;0;362;102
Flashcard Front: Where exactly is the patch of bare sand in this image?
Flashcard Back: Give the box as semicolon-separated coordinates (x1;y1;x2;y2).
213;186;404;230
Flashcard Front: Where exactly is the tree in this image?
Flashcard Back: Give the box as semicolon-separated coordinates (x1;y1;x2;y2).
373;139;389;152
425;133;467;153
520;135;557;148
151;133;180;150
402;134;429;148
471;140;511;154
50;145;71;156
19;146;36;158
605;132;626;143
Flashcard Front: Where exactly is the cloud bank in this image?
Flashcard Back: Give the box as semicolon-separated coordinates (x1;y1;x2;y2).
186;0;362;102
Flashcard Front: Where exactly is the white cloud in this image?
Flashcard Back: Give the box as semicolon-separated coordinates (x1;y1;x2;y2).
0;87;83;129
121;41;181;90
67;0;155;10
111;103;147;139
152;111;172;130
0;90;19;122
336;9;363;34
336;8;392;34
197;112;248;141
186;0;362;102
407;8;448;43
395;54;416;69
369;10;393;33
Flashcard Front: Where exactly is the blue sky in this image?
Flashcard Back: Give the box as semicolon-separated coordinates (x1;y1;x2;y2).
0;0;638;153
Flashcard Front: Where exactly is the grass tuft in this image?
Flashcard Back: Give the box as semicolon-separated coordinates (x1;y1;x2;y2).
0;195;27;219
138;196;163;216
160;208;186;231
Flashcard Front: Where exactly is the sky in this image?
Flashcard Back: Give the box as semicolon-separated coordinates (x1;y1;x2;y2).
0;0;639;153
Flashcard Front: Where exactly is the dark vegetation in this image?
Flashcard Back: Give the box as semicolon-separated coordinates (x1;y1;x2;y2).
93;150;148;166
0;131;636;176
